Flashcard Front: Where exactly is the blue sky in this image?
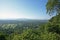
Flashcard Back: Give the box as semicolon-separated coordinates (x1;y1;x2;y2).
0;0;51;19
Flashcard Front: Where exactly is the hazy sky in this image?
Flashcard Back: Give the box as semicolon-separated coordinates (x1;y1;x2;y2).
0;0;51;19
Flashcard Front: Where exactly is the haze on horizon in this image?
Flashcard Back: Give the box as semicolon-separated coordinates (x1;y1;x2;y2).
0;0;51;20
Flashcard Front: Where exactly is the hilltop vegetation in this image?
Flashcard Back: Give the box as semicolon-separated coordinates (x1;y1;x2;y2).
0;20;47;40
0;0;60;40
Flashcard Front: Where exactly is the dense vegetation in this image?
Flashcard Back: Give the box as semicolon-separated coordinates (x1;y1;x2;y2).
0;0;60;40
0;20;47;40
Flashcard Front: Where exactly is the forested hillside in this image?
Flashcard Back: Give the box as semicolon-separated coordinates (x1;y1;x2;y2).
0;0;60;40
0;20;47;40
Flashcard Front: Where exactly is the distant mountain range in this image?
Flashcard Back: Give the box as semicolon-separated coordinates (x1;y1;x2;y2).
0;19;48;24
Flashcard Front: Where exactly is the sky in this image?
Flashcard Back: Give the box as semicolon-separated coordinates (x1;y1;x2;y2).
0;0;51;20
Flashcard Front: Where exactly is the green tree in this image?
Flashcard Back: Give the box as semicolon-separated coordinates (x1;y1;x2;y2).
20;29;41;40
0;32;7;40
46;0;60;15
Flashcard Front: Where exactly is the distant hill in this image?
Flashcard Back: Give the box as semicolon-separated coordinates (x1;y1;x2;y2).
0;19;48;24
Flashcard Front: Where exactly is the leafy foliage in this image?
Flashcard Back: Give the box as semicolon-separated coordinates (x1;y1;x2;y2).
46;0;60;15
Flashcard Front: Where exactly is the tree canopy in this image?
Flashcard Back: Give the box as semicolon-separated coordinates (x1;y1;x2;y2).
46;0;60;15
